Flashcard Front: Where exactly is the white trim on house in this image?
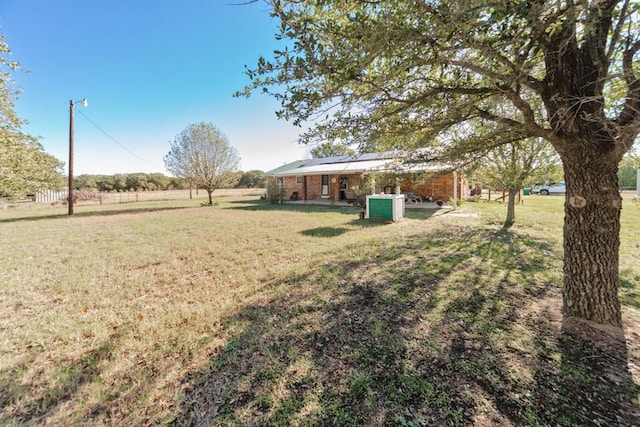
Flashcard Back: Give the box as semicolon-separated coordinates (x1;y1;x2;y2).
266;155;448;177
278;159;391;176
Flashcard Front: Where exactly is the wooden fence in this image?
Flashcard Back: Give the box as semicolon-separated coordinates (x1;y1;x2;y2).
89;188;264;205
3;188;265;209
35;189;68;203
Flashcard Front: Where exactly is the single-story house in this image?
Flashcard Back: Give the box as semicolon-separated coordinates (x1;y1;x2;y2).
265;151;468;204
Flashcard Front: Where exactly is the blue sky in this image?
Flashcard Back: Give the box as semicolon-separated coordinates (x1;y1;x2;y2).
1;0;311;175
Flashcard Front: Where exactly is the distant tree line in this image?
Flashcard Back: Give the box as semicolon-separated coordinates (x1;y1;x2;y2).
235;170;266;188
74;173;182;192
73;170;265;192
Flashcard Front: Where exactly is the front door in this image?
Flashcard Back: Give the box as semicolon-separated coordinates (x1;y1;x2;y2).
339;175;348;200
321;175;329;198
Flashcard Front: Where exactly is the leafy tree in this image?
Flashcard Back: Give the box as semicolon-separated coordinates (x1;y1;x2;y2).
241;1;640;327
0;135;64;197
169;177;189;190
310;142;355;158
148;173;171;190
112;174;127;192
474;138;559;227
618;148;639;188
228;170;244;188
237;170;266;188
164;122;241;205
0;36;64;198
95;175;114;192
126;173;148;191
73;173;175;192
75;174;98;190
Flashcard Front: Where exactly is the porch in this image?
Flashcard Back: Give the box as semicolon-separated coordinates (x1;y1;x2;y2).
284;198;453;210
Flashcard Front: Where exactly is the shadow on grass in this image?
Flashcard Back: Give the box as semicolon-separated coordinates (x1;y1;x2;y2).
347;218;391;228
225;199;360;216
0;205;193;223
225;198;446;223
620;271;640;310
532;320;640;426
300;218;395;237
403;209;445;221
300;227;351;238
171;227;639;425
0;331;121;424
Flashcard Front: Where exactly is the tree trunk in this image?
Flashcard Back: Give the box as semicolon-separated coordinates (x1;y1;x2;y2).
562;151;622;326
207;189;213;206
503;188;518;228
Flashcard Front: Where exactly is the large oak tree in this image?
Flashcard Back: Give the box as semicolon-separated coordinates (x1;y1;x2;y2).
0;36;64;198
241;1;640;326
310;142;355;158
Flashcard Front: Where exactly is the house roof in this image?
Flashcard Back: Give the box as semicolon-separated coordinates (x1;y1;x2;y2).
263;160;308;176
281;158;392;176
265;151;447;177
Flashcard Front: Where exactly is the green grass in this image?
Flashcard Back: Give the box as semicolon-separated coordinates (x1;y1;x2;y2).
1;194;639;425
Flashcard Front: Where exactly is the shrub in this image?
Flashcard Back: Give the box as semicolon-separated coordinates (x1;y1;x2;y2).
266;180;284;204
349;185;368;210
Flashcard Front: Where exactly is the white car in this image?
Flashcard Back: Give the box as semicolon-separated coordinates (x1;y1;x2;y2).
530;182;566;195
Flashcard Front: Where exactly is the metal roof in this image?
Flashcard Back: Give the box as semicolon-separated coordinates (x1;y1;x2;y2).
266;157;447;177
263;160;308;176
275;159;392;176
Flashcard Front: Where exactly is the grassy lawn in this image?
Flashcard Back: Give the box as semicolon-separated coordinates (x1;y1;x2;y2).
1;194;638;425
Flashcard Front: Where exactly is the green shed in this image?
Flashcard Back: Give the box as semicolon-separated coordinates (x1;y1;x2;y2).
366;194;404;221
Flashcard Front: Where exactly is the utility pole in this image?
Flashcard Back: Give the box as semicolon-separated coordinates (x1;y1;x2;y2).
68;98;87;215
68;100;75;215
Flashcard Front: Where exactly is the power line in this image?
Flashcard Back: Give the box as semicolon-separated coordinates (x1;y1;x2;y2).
76;108;164;170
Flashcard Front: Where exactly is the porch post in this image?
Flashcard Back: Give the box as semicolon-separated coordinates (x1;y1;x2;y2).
266;176;271;200
330;175;335;205
453;170;458;208
304;175;308;203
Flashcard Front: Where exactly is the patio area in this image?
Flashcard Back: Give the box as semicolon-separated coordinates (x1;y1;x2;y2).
284;198;453;210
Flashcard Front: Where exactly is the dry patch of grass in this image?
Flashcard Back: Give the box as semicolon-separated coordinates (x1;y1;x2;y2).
1;195;638;425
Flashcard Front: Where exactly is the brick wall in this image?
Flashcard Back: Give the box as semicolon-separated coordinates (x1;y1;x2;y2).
306;175;322;199
283;176;304;199
401;171;468;201
273;171;466;202
282;174;363;200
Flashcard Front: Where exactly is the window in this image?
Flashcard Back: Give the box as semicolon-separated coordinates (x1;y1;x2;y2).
296;176;303;185
321;174;329;197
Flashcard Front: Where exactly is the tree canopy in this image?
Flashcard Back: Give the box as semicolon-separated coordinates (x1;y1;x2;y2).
237;169;266;188
164;122;241;205
74;172;186;192
0;36;64;198
309;142;355;158
474;138;559;227
242;1;640;327
618;147;639;187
